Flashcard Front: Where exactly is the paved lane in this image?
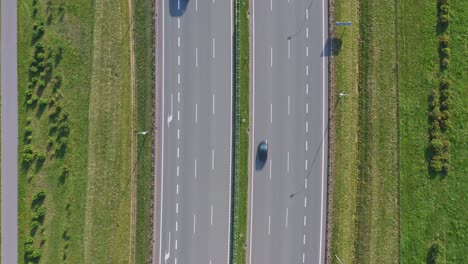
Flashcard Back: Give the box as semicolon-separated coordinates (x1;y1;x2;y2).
156;0;233;263
249;0;328;263
1;0;19;263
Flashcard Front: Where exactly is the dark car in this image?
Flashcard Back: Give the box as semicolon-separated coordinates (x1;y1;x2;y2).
256;141;268;170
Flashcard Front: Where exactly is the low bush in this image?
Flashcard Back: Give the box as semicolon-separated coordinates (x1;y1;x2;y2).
36;152;46;161
25;126;33;135
430;157;444;172
440;57;449;69
438;14;450;25
440;47;450;58
440;78;451;90
438;34;450;47
32;190;46;204
32;206;46;222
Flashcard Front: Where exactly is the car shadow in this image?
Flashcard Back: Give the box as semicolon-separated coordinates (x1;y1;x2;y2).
169;0;190;17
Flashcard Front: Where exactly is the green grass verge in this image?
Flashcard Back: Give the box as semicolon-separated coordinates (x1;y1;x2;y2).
398;0;468;262
330;0;399;263
232;0;250;263
82;0;133;263
133;0;154;262
18;0;94;262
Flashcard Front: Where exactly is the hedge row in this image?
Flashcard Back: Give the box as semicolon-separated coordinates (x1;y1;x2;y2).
429;0;453;174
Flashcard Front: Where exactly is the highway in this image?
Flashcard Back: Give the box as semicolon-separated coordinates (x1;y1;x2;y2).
248;0;329;263
1;0;19;263
155;0;233;263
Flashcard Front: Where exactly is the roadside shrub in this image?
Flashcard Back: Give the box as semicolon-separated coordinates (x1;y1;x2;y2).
47;137;54;147
26;117;32;123
440;78;451;90
26;135;33;143
24;243;35;255
29;65;38;74
31;220;40;229
438;14;450;25
29;249;42;260
23;153;34;164
440;57;449;69
32;206;46;222
39;98;48;108
25;89;33;98
34;41;45;52
438;34;450;47
25;236;34;245
440;99;450;110
32;190;46;204
440;89;451;102
430;138;444;154
32;5;39;17
25;126;33;135
439;4;450;15
440;47;450;58
33;25;45;39
37;152;46;162
62;165;70;176
431;120;441;135
431;106;441;121
440;117;452;131
430;157;443;172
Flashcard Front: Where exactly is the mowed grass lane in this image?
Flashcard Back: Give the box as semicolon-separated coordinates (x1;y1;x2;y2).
330;0;399;263
83;0;133;263
399;0;468;262
329;0;360;262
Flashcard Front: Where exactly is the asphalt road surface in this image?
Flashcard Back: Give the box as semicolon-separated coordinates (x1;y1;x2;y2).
155;0;233;263
248;0;329;263
1;0;19;263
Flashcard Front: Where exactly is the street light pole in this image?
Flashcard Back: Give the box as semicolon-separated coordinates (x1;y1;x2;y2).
339;93;350;97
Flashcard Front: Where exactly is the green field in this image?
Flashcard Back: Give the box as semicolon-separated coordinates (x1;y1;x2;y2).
331;0;467;263
232;0;250;263
17;0;93;262
398;0;468;262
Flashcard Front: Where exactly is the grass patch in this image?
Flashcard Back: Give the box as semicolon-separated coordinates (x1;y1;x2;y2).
232;0;250;263
82;0;133;263
18;0;94;262
398;0;468;262
330;0;399;263
133;0;154;262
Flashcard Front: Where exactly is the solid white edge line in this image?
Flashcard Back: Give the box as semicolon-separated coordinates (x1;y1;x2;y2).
227;1;233;262
158;0;165;261
319;0;326;262
248;0;255;262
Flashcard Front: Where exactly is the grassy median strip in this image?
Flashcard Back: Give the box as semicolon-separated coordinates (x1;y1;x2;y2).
399;0;468;262
83;0;133;263
330;0;399;263
133;0;155;262
232;0;250;263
